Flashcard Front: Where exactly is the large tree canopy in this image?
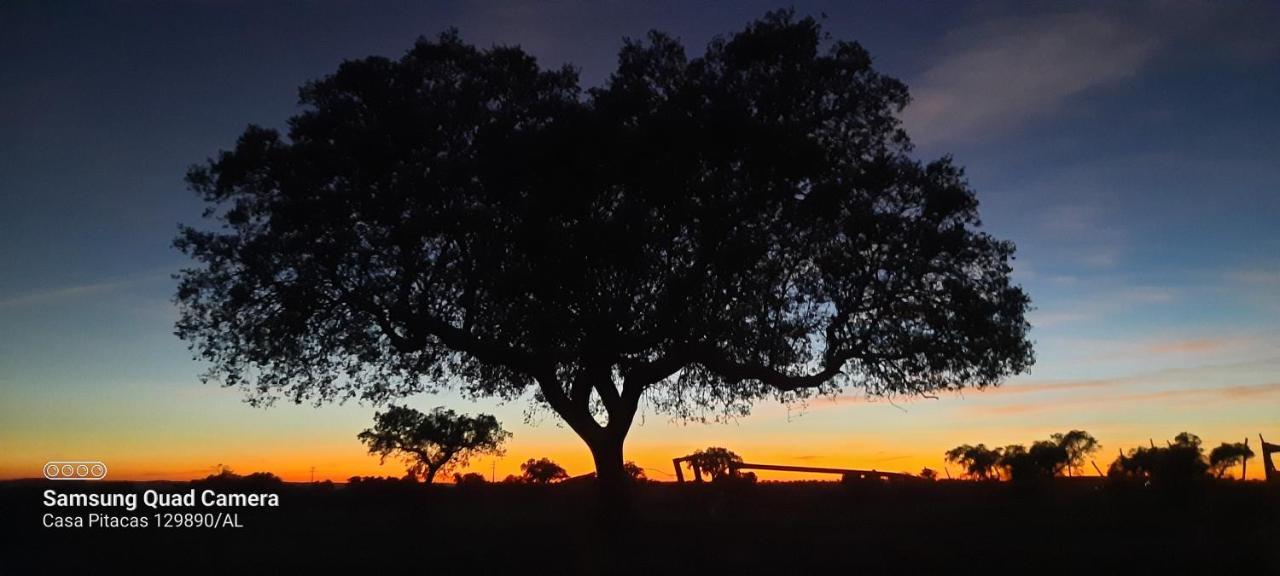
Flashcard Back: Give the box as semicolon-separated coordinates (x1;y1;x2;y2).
175;11;1033;499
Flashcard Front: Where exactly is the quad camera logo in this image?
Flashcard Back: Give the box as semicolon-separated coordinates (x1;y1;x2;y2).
43;461;107;480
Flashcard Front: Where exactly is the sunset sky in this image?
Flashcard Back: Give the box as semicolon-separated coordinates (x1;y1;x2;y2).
2;1;1278;482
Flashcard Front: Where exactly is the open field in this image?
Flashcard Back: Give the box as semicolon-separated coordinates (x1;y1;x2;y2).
4;479;1277;574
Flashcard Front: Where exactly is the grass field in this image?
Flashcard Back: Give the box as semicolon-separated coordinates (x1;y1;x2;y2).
5;478;1277;574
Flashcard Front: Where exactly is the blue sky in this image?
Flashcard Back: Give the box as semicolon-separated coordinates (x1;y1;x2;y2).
1;1;1277;481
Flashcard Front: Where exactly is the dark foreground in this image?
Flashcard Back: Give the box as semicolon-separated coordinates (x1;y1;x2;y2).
3;478;1277;575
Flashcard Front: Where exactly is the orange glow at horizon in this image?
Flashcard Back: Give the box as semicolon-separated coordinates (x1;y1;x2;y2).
2;433;1270;483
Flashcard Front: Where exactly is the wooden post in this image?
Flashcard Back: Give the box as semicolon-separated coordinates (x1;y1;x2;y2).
1241;438;1248;481
1091;460;1105;477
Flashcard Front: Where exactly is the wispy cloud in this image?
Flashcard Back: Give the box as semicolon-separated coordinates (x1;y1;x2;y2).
1143;338;1229;355
901;0;1280;146
966;381;1280;417
0;280;125;310
1224;265;1280;316
0;270;170;311
1027;282;1177;328
901;10;1160;145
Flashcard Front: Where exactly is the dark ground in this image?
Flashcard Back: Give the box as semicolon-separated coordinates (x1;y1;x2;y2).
3;478;1277;575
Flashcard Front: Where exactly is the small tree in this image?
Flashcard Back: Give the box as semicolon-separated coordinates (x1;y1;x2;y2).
686;447;744;482
919;467;937;481
1208;442;1254;479
358;405;510;484
1051;430;1101;477
520;458;569;484
623;461;647;483
453;472;488;485
944;444;1002;480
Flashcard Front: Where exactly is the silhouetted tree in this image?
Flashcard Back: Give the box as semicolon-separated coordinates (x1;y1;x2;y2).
346;475;419;491
686;447;744;482
999;440;1068;483
453;472;488;485
519;458;569;484
944;444;1003;480
174;11;1033;512
919;467;937;481
623;461;647;483
1108;432;1209;487
195;465;284;488
202;464;238;482
358;405;510;484
196;467;283;487
1051;430;1100;477
243;471;284;485
1208;442;1254;479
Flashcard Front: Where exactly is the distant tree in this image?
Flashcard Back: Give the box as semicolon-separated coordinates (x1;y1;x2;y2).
686;447;744;482
944;444;1003;480
999;440;1069;483
623;461;647;483
1166;432;1210;482
919;467;937;481
174;11;1034;513
519;458;569;484
997;444;1029;481
202;464;238;482
501;474;523;484
1108;432;1209;487
242;471;284;485
1051;430;1101;477
1208;442;1254;479
346;475;419;489
453;472;488;485
197;467;282;486
358;406;510;484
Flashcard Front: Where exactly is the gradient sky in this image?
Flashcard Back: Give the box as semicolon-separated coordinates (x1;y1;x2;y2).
2;1;1278;482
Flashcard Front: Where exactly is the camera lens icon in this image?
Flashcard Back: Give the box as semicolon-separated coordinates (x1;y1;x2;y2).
43;461;107;480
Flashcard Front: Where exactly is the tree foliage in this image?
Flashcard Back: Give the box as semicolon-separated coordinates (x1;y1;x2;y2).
358;405;510;483
519;458;569;484
624;461;647;482
174;10;1033;493
453;472;488;485
1051;430;1101;477
1108;432;1209;487
944;444;1002;480
686;447;745;482
1208;442;1254;479
998;441;1069;483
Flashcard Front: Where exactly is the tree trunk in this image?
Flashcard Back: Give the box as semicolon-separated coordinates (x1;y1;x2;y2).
587;430;634;524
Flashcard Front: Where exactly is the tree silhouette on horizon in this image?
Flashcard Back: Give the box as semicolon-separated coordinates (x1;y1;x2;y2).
518;458;569;484
685;447;744;482
944;444;1003;480
1208;441;1254;480
174;10;1033;515
358;405;509;484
